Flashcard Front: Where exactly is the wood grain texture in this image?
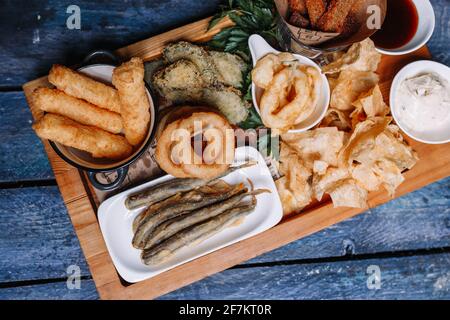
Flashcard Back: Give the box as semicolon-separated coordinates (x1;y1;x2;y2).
20;11;450;299
3;251;450;300
0;187;90;283
0;92;54;182
0;280;99;300
160;252;450;300
0;178;448;286
0;0;221;87
2;0;450;300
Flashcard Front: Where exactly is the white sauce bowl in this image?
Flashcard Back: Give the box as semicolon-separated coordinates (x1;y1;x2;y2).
390;60;450;144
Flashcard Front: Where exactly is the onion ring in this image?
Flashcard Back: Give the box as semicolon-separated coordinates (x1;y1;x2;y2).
155;111;235;179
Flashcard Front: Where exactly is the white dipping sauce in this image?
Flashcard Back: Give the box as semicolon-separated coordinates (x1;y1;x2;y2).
395;72;450;132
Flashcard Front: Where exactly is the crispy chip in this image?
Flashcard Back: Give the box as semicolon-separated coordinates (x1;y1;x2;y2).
276;142;313;214
313;167;350;201
321;108;352;131
322;39;381;75
351;163;381;191
351;85;390;128
330;70;379;110
329;179;368;208
373;159;405;197
282;127;345;169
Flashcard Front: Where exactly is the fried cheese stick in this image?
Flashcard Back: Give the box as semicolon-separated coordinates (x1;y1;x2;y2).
33;87;123;134
33;114;132;159
48;64;122;114
112;57;151;146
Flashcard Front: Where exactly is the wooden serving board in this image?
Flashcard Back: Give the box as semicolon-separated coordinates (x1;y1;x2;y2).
22;16;450;300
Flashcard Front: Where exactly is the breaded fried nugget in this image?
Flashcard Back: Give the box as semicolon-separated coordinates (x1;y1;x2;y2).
33;114;132;159
48;65;122;114
289;11;310;28
289;0;307;15
305;0;328;28
317;0;356;33
33;87;123;134
112;57;151;146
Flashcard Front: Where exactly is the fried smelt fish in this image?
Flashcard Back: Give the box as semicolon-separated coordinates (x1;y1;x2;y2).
132;183;247;249
142;189;270;250
317;0;356;33
125;162;257;210
48;64;121;113
112;57;151;146
141;200;257;265
33;87;123;134
33;114;132;159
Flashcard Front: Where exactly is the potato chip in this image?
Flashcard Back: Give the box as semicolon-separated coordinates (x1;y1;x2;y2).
282;127;345;169
321;108;352;131
339;117;392;166
372;159;405;197
329;179;368;208
276;142;313;214
351;85;390;128
330;70;379;110
313;167;350;201
322;39;381;75
351;163;381;191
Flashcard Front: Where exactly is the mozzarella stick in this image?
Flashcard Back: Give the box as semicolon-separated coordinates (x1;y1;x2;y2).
112;57;151;146
33;87;123;134
33;114;132;160
48;64;122;113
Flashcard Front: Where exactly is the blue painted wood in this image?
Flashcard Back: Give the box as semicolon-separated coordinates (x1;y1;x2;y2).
0;178;448;285
0;0;221;87
160;252;450;300
0;92;54;182
0;186;90;283
0;0;449;300
0;0;448;87
247;177;450;264
0;280;99;300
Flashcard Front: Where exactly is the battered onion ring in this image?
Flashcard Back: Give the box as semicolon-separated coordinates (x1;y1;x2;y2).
258;63;322;130
252;53;296;89
155;112;235;179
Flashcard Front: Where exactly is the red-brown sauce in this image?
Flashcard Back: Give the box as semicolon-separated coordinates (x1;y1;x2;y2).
371;0;419;49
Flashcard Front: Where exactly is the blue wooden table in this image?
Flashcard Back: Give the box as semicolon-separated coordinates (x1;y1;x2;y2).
0;0;449;300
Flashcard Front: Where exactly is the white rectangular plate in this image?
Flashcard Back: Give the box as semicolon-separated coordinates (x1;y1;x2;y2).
98;146;283;283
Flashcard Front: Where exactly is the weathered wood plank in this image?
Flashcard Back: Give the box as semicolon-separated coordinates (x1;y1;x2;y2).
0;186;90;283
427;0;450;65
1;0;449;87
2;251;449;300
0;92;53;182
248;177;450;264
0;0;221;87
1;178;448;284
160;252;450;300
0;280;99;300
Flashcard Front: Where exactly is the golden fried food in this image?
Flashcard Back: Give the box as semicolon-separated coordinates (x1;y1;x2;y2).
33;114;132;159
289;0;307;15
48;64;121;114
317;0;356;33
252;53;296;90
305;0;328;28
112;57;151;146
253;53;322;130
155;112;235;179
321;39;381;75
33;87;123;134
